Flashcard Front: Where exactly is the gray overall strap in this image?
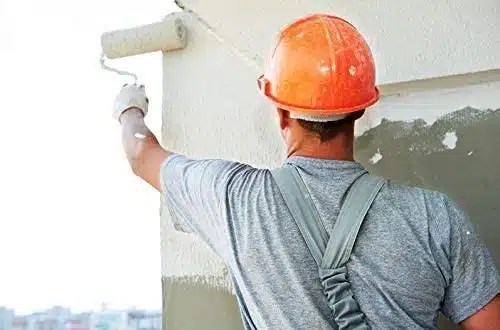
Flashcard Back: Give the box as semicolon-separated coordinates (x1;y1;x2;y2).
271;167;329;266
271;166;385;330
322;172;386;269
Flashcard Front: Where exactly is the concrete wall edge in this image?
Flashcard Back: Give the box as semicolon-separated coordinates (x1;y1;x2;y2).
379;69;500;97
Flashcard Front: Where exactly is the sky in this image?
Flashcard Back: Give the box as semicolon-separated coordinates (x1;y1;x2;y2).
0;0;178;313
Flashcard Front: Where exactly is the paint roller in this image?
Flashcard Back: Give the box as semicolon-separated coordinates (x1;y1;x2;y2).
100;13;187;82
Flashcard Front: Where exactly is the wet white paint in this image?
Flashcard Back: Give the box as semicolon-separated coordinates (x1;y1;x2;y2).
369;149;383;164
442;132;458;149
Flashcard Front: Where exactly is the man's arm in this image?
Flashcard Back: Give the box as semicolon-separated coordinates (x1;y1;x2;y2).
114;84;171;192
119;108;170;191
459;295;500;330
436;194;500;327
112;83;253;259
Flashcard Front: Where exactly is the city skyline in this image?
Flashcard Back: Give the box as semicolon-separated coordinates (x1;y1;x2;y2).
1;305;161;316
0;305;162;330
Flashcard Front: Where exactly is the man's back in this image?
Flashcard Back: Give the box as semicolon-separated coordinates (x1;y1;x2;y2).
162;155;500;329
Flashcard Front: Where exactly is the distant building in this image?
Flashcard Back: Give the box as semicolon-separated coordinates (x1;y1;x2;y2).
64;313;92;330
127;311;160;330
4;307;160;330
34;307;71;330
12;317;27;330
12;314;36;330
11;307;71;330
0;307;14;330
91;310;129;330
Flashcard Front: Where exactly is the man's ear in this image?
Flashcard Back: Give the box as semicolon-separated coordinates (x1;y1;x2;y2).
276;108;290;130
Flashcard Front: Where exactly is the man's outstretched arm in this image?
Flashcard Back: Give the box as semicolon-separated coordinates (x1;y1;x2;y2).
114;84;170;192
112;83;246;256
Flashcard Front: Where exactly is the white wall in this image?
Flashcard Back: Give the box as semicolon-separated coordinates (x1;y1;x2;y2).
175;0;500;85
160;2;500;328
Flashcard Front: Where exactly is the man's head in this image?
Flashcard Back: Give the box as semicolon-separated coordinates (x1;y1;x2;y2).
276;108;365;159
258;14;379;159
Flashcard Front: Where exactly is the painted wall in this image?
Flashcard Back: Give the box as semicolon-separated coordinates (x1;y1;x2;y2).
174;0;500;85
160;1;500;328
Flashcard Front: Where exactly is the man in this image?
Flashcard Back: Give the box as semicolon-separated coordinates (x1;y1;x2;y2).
112;14;500;329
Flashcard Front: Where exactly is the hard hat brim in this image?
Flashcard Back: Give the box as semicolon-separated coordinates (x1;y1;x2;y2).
258;75;380;115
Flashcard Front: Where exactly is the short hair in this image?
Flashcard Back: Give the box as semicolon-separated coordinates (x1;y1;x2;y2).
296;111;364;142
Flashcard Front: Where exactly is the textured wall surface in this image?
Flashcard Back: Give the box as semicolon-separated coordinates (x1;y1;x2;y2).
175;0;500;85
160;3;500;329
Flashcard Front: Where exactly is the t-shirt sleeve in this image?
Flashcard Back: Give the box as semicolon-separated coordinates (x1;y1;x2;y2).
160;154;249;258
438;195;500;324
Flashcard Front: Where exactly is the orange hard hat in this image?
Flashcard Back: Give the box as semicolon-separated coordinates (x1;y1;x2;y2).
258;14;380;116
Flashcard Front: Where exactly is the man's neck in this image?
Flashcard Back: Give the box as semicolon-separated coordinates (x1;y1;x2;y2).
288;134;355;162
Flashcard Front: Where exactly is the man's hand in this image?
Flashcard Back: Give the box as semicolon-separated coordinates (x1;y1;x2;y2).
113;83;149;122
113;84;170;192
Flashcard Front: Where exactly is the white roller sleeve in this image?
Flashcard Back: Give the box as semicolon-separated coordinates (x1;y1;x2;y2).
101;14;187;59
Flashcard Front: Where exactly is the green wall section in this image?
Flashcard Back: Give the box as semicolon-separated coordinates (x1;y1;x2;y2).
162;277;244;329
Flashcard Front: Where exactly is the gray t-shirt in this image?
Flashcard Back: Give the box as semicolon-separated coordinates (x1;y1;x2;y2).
161;154;500;329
